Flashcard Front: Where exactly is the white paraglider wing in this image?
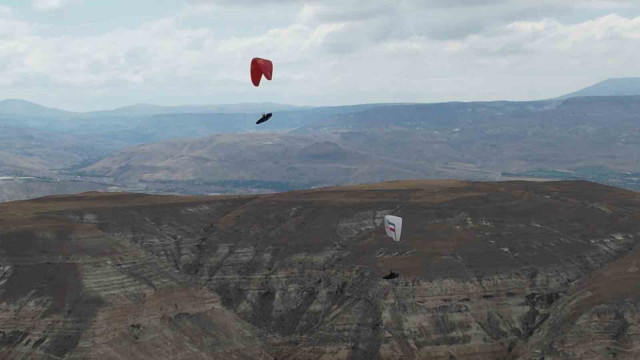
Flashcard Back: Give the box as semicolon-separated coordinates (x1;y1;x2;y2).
384;215;402;241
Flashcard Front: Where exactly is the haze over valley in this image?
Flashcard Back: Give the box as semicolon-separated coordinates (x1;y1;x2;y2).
0;78;638;201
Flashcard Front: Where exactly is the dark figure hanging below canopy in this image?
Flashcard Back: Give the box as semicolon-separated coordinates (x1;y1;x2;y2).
383;270;399;280
256;113;272;125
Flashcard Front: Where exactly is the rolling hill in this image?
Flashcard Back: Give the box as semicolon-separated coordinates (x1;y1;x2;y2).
79;133;427;189
79;96;640;193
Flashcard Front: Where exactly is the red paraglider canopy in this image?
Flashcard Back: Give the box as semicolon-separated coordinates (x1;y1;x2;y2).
250;57;273;87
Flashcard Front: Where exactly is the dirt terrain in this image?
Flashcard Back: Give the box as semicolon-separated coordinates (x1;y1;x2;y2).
0;180;639;359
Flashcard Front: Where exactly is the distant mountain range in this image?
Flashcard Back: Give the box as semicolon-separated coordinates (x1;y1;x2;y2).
84;102;305;118
81;95;640;192
557;77;640;99
2;77;637;118
0;99;304;118
0;99;75;118
0;77;640;200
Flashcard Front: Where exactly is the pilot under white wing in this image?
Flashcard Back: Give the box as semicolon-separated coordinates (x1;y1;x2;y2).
384;215;402;242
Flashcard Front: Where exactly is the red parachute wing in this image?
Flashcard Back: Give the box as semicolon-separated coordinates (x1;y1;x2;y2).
250;58;273;87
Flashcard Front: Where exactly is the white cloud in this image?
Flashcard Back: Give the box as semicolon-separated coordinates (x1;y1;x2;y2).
0;6;12;17
32;0;81;12
0;1;639;110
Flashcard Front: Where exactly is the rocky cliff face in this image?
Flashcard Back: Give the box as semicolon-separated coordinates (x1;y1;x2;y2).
0;180;639;359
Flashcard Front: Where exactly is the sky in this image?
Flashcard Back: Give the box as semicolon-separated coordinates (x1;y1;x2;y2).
0;0;639;111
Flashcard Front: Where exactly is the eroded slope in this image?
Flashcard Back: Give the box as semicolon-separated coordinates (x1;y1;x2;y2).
0;181;639;359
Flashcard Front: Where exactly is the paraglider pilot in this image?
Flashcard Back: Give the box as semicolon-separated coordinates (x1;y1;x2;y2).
256;112;272;124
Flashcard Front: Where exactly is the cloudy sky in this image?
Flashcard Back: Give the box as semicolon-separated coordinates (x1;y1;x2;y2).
0;0;639;111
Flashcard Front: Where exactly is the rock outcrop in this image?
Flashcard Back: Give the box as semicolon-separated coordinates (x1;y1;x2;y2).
0;180;639;359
